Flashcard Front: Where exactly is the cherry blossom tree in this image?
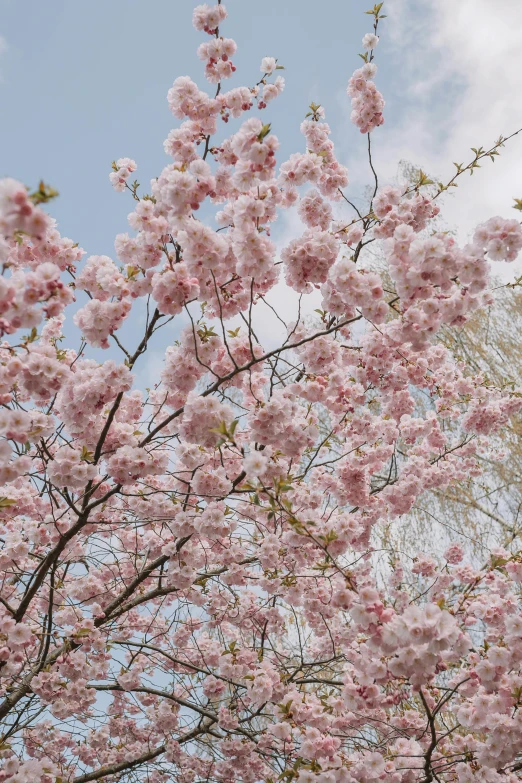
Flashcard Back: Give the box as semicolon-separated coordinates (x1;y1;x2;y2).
2;3;522;781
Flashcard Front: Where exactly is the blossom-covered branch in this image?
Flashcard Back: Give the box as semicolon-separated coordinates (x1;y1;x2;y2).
0;3;521;782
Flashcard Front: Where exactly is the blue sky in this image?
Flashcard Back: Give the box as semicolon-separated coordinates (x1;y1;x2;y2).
2;0;520;255
1;0;521;372
0;0;386;256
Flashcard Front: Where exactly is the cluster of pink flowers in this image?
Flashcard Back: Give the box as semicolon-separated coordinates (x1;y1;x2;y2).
347;62;384;134
115;230;163;270
324;256;387;321
0;178;50;241
298;188;333;230
300;119;350;198
277;117;349;202
109;157;137;192
0;179;83;337
192;2;227;34
56;358;132;439
106;445;168;484
0;262;74;337
258;73;285;107
75;254;130;299
151;264;200;315
17;333;70;403
73;297;131;348
47;447;100;490
197;37;237;84
473;215;522;262
0;757;58;783
463;392;522;435
381;219;501;348
167;76;219;135
373;185;440;237
229;117;279;188
249;388;319;458
153;157;217;219
282;228;339;292
180;392;235;448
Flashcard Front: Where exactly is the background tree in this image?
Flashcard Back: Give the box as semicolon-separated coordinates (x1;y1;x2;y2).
363;161;522;560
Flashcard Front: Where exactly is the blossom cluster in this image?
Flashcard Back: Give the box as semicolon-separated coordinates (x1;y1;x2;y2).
109;157;137;193
0;2;520;783
347;62;384;134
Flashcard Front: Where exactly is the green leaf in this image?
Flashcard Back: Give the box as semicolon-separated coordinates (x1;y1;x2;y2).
22;327;39;344
80;446;94;463
210;421;228;436
416;169;434;187
0;497;16;509
257;123;272;142
197;324;217;343
28;180;59;205
365;2;384;14
126;265;140;280
73;627;92;638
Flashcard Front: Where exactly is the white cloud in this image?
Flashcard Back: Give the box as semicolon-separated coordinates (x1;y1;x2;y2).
347;0;522;278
